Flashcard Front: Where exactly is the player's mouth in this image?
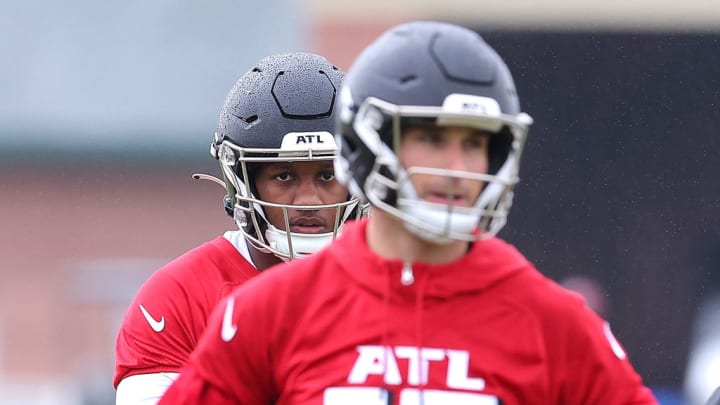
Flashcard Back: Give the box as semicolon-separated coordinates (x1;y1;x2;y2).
289;216;327;234
426;191;468;206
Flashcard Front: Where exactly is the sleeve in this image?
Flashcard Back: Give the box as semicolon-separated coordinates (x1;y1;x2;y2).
159;282;278;405
156;367;238;404
547;297;658;404
115;372;179;405
114;267;201;388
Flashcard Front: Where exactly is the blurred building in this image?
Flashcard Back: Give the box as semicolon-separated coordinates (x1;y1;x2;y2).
1;0;305;403
1;0;719;403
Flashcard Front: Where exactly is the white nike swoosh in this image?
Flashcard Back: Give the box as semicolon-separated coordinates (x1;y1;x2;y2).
221;297;238;342
603;321;627;360
139;304;165;333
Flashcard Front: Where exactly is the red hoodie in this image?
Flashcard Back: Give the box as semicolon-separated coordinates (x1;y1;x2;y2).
160;218;657;404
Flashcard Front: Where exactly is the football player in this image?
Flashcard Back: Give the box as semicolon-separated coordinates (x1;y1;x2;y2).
159;22;657;404
113;52;361;404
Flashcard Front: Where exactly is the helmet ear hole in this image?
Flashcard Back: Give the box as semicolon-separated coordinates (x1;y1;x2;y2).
223;194;234;218
488;127;513;175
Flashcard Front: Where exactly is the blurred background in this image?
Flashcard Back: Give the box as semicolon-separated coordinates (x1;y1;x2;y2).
1;0;718;403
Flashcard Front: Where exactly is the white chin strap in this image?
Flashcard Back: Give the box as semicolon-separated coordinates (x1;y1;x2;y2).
265;224;338;261
398;202;479;244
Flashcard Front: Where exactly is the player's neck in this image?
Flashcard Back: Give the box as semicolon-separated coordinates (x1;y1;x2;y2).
366;210;469;264
249;243;283;271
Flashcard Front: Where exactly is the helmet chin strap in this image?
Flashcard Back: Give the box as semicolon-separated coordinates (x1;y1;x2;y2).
264;224;338;261
398;202;479;244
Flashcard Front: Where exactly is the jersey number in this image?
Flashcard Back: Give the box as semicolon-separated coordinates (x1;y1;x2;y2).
324;387;499;405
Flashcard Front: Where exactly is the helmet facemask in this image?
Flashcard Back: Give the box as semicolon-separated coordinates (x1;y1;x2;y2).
347;95;532;243
214;132;361;261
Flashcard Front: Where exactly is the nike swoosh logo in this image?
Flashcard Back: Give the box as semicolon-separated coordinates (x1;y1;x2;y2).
139;304;165;333
603;321;627;360
221;297;238;342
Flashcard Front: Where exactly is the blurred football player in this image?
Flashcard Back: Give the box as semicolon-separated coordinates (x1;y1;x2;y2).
113;52;361;404
707;386;720;405
159;21;657;404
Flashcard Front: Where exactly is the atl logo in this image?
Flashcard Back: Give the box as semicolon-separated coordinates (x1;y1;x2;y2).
348;345;485;390
461;102;488;114
295;134;325;144
322;345;499;405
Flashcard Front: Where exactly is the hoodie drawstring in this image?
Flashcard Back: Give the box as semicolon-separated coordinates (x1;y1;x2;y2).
384;261;428;403
381;262;393;396
401;262;415;285
414;264;429;405
400;261;429;404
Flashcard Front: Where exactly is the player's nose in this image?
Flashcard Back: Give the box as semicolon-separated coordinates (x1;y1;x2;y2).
443;140;470;171
292;177;323;206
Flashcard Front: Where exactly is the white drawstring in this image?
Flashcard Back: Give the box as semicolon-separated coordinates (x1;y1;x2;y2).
401;262;415;285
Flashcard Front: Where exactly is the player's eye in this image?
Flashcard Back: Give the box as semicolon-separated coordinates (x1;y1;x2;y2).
464;134;489;150
419;131;444;145
402;130;443;147
274;172;294;182
319;171;335;182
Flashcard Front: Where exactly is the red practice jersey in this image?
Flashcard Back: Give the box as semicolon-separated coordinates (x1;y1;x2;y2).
113;234;259;387
160;219;657;405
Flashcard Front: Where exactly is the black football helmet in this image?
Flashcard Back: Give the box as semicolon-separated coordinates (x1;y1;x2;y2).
335;21;533;243
209;52;361;260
